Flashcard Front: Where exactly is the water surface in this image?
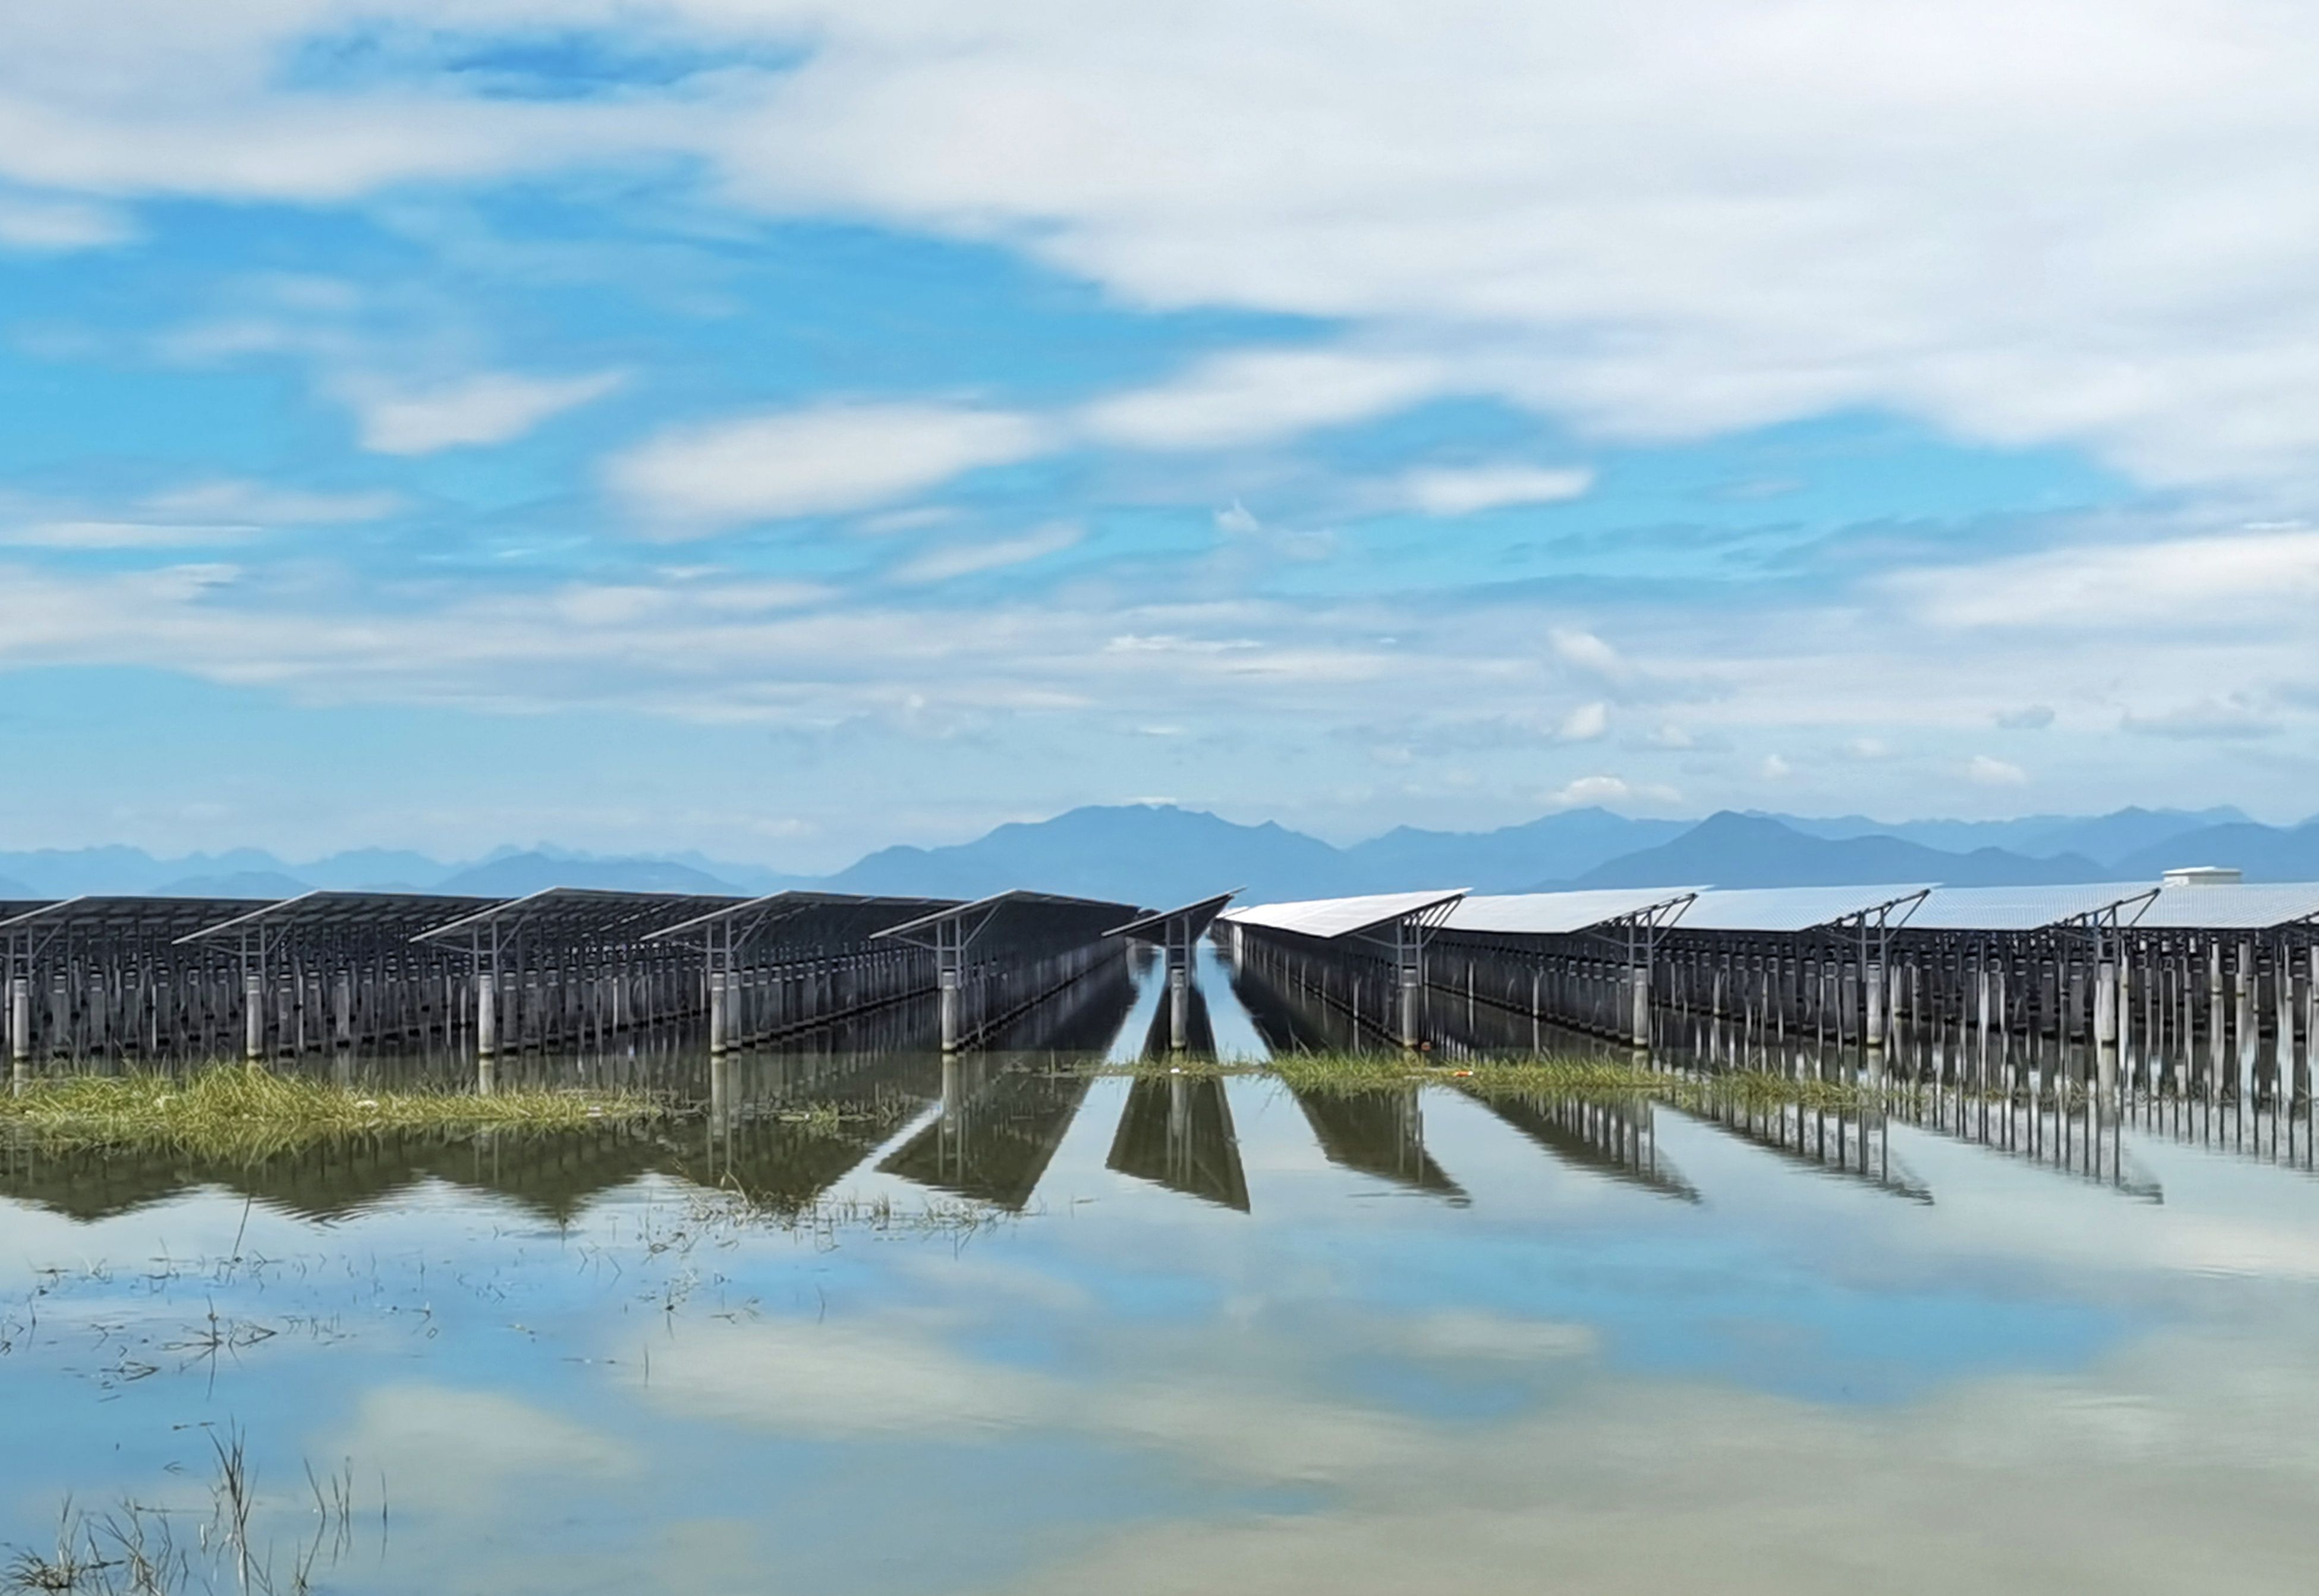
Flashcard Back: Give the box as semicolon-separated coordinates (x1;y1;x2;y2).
6;947;2319;1594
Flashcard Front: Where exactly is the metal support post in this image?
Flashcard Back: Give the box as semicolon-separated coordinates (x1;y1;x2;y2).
476;970;498;1058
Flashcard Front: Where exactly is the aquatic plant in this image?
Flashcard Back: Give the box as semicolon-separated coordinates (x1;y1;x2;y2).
0;1063;663;1159
1263;1051;1664;1096
1;1422;370;1595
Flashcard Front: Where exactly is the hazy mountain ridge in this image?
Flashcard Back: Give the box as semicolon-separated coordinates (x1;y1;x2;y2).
1769;805;2250;861
2110;819;2319;881
0;802;2302;908
435;852;760;898
1552;813;2109;891
1339;810;1692;891
825;805;1356;903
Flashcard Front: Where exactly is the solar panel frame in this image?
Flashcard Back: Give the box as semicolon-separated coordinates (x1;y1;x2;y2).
175;890;508;945
1899;883;2158;933
1220;889;1468;941
1442;887;1701;937
1672;884;1935;934
2133;882;2319;930
1107;890;1240;943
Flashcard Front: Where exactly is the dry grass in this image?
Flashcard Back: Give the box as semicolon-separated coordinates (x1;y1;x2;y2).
0;1062;663;1159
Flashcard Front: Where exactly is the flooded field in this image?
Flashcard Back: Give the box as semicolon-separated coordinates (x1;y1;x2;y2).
8;944;2319;1594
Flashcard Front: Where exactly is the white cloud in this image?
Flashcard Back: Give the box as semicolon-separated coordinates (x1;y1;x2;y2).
1398;1311;1597;1362
141;479;401;525
345;369;625;455
1077;348;1445;451
1758;754;1792;780
0;191;132;251
673;0;2319;487
1994;704;2056;730
2120;698;2280;740
893;521;1084;583
854;505;958;536
1647;723;1695;749
1549;628;1631;681
1214;499;1261;534
1557;700;1609;741
13;5;2319;487
1398;465;1593;517
1546;774;1676;809
334;1383;631;1517
1898;527;2319;629
608;402;1050;533
1968;754;2029;785
0;519;260;550
0;478;398;549
1846;736;1890;760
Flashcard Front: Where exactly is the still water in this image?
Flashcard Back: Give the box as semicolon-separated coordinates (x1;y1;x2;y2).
6;945;2319;1594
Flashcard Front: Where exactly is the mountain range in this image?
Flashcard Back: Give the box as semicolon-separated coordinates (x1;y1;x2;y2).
0;801;2306;909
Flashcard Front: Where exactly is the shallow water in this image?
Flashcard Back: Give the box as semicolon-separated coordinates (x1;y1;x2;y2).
7;948;2319;1594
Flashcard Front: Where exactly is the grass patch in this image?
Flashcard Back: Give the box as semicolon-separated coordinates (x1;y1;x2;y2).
0;1062;664;1159
1075;1057;1253;1080
1266;1051;1664;1096
1259;1052;1936;1115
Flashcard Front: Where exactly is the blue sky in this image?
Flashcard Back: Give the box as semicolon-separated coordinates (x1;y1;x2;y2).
4;2;2317;868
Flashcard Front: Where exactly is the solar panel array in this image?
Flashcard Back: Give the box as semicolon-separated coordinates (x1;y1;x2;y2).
1225;877;2319;939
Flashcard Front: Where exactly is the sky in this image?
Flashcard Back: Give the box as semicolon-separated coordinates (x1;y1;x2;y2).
4;1;2318;870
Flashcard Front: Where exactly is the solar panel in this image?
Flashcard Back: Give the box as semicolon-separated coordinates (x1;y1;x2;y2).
871;890;1146;950
1902;883;2158;932
177;891;507;943
1443;887;1700;936
1107;890;1240;943
411;887;741;945
1221;889;1466;940
2135;882;2319;930
1675;884;1933;933
644;890;961;946
0;896;278;936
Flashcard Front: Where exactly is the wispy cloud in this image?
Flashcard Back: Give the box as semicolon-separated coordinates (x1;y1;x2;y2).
1898;527;2319;629
0;479;399;549
2120;699;2281;740
893;522;1084;584
344;370;625;454
0;191;133;251
1557;700;1608;741
1078;349;1446;452
1397;464;1593;517
1546;774;1678;809
609;403;1051;533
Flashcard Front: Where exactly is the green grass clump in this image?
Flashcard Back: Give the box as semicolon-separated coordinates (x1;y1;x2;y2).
1266;1051;1664;1096
1260;1052;1942;1115
0;1062;663;1157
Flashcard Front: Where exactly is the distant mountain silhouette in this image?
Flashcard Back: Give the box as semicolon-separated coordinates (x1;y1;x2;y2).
1339;808;1689;891
2019;807;2252;866
1;802;2310;905
1553;812;2108;889
0;846;293;897
150;871;314;899
435;853;744;896
293;849;456;890
827;804;1357;905
1774;805;2249;866
2112;819;2319;882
